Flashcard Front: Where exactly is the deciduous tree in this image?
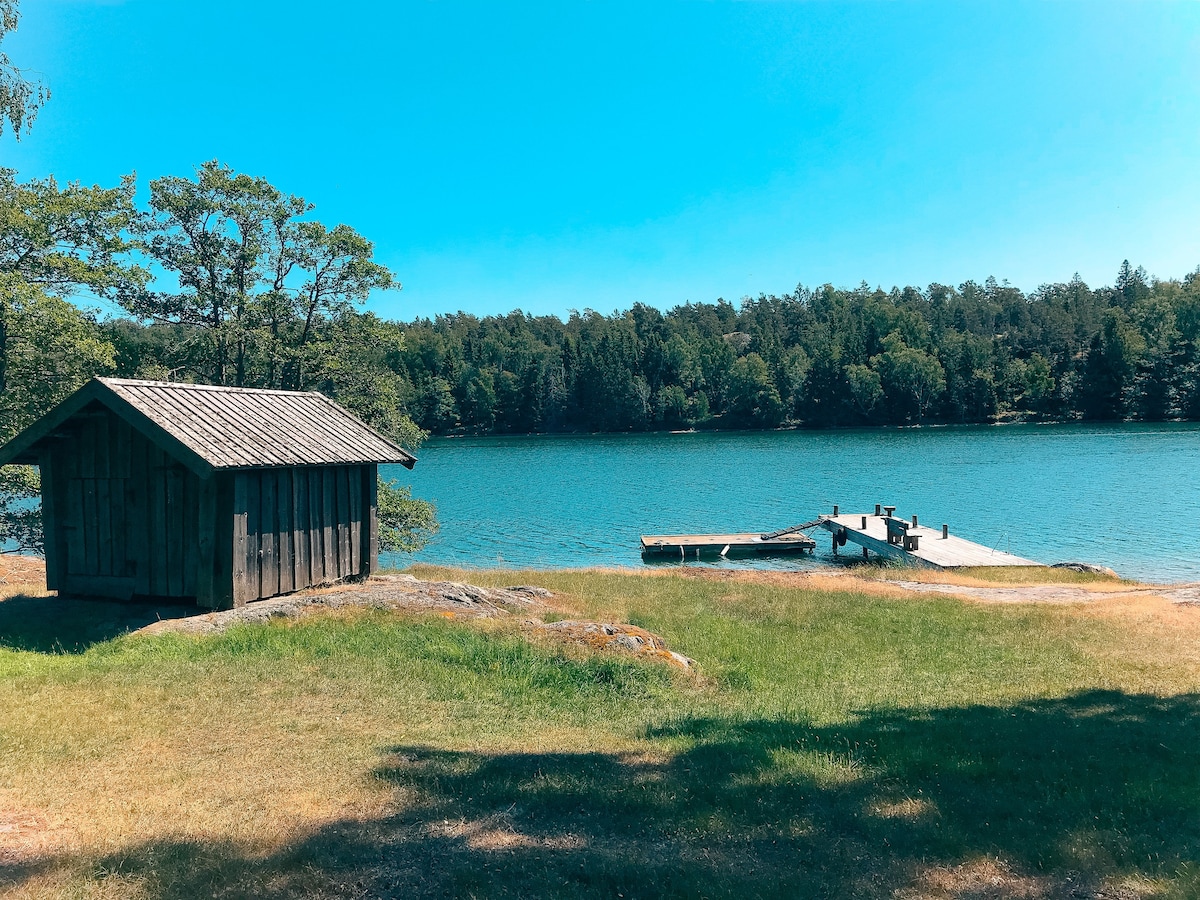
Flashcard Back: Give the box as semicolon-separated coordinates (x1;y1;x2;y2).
0;1;47;140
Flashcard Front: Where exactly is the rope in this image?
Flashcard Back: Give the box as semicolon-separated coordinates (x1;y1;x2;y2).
760;519;825;540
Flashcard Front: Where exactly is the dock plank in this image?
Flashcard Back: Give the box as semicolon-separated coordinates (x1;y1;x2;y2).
641;531;816;557
820;514;1040;569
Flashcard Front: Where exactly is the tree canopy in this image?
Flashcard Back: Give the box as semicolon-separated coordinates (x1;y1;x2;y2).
337;265;1199;434
0;162;434;555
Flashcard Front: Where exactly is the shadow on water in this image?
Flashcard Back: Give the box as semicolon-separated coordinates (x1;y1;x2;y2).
0;594;197;653
7;690;1200;897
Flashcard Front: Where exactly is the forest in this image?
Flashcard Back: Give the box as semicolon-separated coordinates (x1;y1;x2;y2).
382;262;1200;433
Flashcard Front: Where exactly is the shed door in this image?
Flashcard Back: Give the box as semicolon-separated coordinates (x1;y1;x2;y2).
52;410;138;598
54;420;198;600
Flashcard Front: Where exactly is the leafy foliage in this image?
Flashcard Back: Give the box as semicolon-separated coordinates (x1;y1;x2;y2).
0;275;116;440
0;461;38;552
0;1;47;140
377;478;438;554
327;262;1200;434
136;160;395;389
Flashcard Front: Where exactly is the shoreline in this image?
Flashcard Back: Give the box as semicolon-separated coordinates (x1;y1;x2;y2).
424;416;1200;441
8;554;1200;606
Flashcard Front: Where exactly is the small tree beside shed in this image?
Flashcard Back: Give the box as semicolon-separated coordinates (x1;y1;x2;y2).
0;377;417;608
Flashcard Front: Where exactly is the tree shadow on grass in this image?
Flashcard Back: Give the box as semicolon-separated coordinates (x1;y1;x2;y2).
0;593;197;653
6;690;1200;898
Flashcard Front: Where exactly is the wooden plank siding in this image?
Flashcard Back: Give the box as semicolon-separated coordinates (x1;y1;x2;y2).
308;467;323;586
336;465;351;579
293;471;309;592
321;468;335;583
222;464;372;607
260;471;278;599
277;470;293;596
39;454;62;591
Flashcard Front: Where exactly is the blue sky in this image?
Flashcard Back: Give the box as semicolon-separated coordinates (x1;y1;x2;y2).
4;0;1199;320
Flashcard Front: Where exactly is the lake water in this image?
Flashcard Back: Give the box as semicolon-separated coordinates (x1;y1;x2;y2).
386;424;1200;583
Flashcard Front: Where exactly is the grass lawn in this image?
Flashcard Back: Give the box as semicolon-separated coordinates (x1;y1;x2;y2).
2;564;1199;898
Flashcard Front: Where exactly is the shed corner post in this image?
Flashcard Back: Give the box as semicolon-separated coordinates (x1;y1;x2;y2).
366;464;379;576
230;470;254;608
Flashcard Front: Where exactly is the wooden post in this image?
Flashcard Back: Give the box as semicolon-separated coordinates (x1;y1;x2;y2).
366;465;379;576
912;515;918;527
232;472;252;607
875;504;882;516
833;504;839;516
862;547;869;559
942;524;949;539
861;516;867;529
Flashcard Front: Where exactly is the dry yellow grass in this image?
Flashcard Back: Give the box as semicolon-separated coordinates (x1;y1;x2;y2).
0;556;48;601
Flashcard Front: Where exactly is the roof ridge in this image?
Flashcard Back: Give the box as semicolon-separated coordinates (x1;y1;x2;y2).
98;377;316;397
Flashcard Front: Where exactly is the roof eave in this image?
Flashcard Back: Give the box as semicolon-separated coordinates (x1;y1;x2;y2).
0;380;108;468
306;391;419;469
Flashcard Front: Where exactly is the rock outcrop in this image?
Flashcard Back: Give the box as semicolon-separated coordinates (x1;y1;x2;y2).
532;620;695;670
137;574;549;635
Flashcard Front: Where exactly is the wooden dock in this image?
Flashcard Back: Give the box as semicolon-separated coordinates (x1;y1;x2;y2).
641;531;817;559
818;507;1041;569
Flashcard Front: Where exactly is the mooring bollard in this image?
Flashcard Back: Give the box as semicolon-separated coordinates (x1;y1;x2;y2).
912;514;918;527
942;524;949;539
861;516;867;529
833;504;839;516
875;504;882;516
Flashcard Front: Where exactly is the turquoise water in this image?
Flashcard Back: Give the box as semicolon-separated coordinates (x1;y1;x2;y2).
386;424;1200;583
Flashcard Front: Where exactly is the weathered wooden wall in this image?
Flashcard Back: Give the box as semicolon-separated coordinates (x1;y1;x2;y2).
42;405;206;601
230;464;375;607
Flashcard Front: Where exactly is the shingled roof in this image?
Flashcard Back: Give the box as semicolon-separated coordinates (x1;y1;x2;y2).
0;377;417;475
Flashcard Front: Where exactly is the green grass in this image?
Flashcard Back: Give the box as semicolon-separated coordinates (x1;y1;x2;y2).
1;567;1199;898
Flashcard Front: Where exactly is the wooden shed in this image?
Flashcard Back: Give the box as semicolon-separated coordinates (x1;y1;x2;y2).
0;377;417;608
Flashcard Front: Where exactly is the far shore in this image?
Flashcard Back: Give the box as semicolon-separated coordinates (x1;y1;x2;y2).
423;415;1200;440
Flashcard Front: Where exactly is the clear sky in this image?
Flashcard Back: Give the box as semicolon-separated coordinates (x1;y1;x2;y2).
4;0;1199;321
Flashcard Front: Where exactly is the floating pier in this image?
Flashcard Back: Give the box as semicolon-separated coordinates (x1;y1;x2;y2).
819;504;1042;569
641;530;817;560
